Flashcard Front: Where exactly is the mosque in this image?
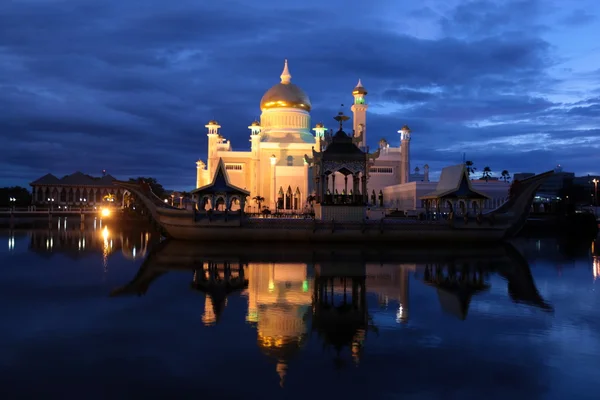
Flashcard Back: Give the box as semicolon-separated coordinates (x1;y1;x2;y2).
195;60;428;213
195;60;510;213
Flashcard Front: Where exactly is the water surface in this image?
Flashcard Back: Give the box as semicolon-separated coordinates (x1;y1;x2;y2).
1;223;599;399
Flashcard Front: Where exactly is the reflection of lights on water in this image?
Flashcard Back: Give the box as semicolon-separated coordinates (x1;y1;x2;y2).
102;226;110;272
64;218;67;230
82;237;86;250
93;219;97;230
133;247;137;258
396;304;404;323
593;256;599;282
8;236;15;251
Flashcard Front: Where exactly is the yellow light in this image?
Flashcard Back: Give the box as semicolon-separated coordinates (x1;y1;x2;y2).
102;226;109;240
101;208;111;217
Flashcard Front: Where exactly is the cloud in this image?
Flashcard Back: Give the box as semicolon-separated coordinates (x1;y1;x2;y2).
560;9;596;26
1;0;599;189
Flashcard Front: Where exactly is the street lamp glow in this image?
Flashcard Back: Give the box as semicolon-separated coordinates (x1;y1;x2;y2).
101;208;111;217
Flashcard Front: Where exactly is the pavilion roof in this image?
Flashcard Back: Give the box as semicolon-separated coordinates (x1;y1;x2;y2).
420;164;490;200
30;171;119;187
322;129;366;160
191;158;250;197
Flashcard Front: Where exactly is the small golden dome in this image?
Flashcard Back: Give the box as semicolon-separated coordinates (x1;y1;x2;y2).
260;60;312;112
352;79;367;95
251;120;260;126
315;122;324;128
207;120;219;125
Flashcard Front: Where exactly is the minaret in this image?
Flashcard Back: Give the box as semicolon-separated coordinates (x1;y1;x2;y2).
423;164;430;182
312;122;326;151
205;120;221;178
398;125;411;184
249;121;262;198
351;79;368;149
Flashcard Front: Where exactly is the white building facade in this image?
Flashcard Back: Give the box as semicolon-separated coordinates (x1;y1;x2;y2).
195;60;414;212
195;60;509;214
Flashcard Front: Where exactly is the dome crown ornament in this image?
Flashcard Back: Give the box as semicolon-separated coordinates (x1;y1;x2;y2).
280;59;292;84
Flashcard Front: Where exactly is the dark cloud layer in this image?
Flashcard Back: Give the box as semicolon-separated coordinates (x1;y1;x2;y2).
0;0;598;189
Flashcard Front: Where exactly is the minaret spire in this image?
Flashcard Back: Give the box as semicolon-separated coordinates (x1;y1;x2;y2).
356;78;363;88
280;59;292;84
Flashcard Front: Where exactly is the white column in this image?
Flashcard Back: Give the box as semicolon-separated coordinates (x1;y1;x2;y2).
270;155;277;210
303;160;309;209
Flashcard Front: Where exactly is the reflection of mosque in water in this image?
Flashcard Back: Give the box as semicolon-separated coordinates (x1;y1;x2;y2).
27;219;155;263
194;262;413;384
111;240;555;387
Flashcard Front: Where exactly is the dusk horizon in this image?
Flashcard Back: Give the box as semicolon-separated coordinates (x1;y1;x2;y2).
2;0;599;190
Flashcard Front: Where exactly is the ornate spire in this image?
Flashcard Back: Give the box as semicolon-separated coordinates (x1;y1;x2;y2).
352;79;368;95
280;59;292;84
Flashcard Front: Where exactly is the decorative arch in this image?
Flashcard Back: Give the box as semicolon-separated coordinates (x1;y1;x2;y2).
229;195;242;211
215;195;226;211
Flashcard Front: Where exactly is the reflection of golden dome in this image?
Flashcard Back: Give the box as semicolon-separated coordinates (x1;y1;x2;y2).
257;332;306;360
260;60;311;112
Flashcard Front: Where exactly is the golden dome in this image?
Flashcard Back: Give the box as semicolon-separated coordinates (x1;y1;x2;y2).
260;60;311;112
352;79;367;95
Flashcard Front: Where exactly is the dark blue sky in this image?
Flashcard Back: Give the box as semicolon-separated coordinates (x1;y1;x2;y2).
1;0;599;190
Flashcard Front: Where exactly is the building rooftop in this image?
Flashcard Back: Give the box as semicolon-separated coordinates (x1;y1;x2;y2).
30;171;118;187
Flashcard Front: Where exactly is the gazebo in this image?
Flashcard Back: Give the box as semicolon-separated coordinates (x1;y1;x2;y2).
191;158;250;214
312;264;376;367
191;261;248;325
421;164;490;219
422;263;491;320
305;112;380;222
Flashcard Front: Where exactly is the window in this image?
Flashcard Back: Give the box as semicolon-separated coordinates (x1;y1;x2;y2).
287;156;294;166
370;167;393;174
225;164;243;171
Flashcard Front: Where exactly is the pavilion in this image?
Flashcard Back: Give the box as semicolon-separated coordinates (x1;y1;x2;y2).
420;164;490;218
30;171;121;208
191;158;250;212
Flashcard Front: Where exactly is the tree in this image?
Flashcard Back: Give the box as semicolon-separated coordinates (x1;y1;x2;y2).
128;177;166;198
481;166;492;182
501;170;511;182
252;196;265;211
0;186;31;207
465;160;476;177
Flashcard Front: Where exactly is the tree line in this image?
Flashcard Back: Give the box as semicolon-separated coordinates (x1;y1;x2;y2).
464;161;511;183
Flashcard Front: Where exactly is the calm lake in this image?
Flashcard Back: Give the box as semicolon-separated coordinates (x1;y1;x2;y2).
1;221;599;399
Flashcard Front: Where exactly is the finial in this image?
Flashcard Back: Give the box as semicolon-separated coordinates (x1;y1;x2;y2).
356;78;363;87
333;111;350;130
280;59;292;84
